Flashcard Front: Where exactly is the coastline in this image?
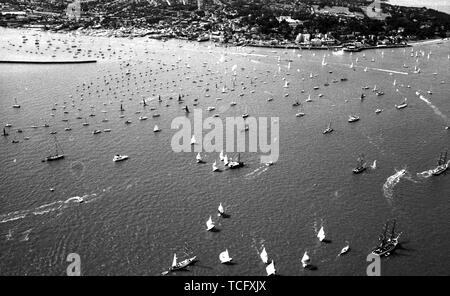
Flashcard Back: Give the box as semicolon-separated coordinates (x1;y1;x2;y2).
0;60;97;64
2;27;447;54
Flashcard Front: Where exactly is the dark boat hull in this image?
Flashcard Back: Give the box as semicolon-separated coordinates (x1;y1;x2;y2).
46;155;64;161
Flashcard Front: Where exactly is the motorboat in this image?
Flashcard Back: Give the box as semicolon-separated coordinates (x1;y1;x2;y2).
113;155;128;162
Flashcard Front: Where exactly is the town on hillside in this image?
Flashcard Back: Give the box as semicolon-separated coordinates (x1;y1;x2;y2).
1;0;450;49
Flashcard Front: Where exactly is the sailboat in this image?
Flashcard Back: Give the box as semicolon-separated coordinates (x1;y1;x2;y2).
301;251;310;268
305;94;312;102
353;154;367;174
260;247;269;264
317;226;326;242
296;103;305;117
217;203;225;216
395;98;408;109
120;104;124;111
339;244;350;256
12;98;20;108
190;135;196;145
431;151;449;176
219;249;233;264
219;150;224;161
348;115;360;123
212;161;219;172
323;121;333;134
223;154;229;166
266;260;276;276
196;152;204;163
46;135;64;161
372;219;401;257
153;125;161;132
206;216;215;231
227;153;244;169
2;128;8;137
165;253;197;273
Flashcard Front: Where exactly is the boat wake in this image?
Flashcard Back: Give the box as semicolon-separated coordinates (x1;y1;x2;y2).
418;94;448;121
382;169;407;203
371;160;377;170
0;192;99;224
244;164;270;179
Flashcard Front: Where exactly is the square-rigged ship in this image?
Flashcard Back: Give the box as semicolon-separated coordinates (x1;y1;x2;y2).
372;220;402;257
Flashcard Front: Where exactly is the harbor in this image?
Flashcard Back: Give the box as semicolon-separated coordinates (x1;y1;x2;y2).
0;23;449;277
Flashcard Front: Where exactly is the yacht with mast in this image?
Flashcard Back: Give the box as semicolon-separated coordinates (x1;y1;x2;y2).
46;135;64;161
353;154;367;174
163;253;197;275
395;98;408;109
227;153;245;169
12;98;20;108
323;121;333;134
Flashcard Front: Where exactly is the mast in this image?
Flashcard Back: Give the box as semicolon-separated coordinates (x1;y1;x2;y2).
390;220;396;240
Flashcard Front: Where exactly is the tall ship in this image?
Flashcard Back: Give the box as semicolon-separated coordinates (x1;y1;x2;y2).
431;151;449;176
352;154;367;174
372;220;401;257
46;135;65;161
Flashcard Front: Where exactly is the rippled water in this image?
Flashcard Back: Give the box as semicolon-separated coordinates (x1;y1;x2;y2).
0;29;449;275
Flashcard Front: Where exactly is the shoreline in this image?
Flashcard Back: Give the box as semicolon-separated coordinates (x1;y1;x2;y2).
2;27;448;53
0;60;97;64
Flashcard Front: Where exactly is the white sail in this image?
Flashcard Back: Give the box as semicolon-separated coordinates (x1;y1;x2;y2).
196;152;202;161
317;226;326;241
172;253;177;267
212;161;218;172
218;203;224;214
191;135;196;145
219;150;224;161
206;216;215;230
301;251;310;267
339;245;350;256
266;260;276;276
153;125;160;132
219;249;232;263
223;155;229;165
260;247;268;264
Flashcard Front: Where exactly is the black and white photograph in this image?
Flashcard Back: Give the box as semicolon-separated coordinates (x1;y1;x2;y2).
0;0;449;282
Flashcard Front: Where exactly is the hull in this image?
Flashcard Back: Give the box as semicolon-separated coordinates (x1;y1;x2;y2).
170;256;197;271
46;155;64;161
353;167;366;174
372;240;398;257
431;164;448;176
